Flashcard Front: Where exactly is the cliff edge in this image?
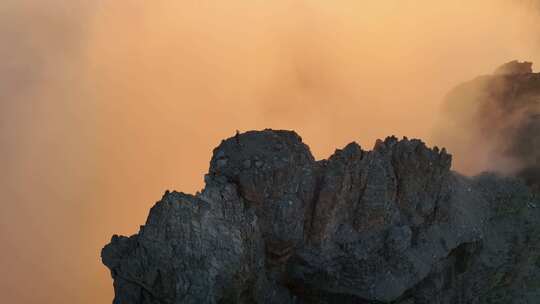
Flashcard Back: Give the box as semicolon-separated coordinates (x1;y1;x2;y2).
102;129;540;303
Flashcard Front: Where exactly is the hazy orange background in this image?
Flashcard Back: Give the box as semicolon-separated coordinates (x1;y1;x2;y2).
1;1;539;303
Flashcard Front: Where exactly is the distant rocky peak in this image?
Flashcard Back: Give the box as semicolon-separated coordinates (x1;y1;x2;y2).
494;60;533;75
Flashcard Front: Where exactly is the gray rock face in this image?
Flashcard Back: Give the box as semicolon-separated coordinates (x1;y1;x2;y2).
102;129;540;304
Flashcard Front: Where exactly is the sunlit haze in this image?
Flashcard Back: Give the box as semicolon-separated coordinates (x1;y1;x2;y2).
1;1;539;303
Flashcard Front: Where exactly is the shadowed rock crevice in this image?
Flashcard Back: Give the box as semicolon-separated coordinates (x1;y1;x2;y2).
102;128;540;303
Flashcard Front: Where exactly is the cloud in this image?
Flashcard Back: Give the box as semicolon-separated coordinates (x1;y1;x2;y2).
1;1;539;303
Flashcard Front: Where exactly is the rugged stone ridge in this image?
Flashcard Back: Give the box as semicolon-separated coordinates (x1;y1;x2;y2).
102;129;540;304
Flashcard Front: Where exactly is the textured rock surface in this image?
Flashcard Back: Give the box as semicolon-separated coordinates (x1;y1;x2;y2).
102;129;540;303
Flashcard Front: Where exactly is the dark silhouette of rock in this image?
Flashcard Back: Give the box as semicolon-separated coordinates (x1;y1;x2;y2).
102;128;540;303
494;60;533;75
435;60;540;191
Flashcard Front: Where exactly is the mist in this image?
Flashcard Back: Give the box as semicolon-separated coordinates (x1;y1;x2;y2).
433;60;540;190
1;1;540;303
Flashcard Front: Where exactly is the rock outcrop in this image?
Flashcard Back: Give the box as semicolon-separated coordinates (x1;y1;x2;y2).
435;61;540;191
102;129;540;304
494;60;533;76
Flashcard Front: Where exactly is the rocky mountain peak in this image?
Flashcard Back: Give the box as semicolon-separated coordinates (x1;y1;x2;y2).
102;128;540;303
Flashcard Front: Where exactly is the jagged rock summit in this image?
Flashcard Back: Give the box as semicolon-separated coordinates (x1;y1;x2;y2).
102;129;540;304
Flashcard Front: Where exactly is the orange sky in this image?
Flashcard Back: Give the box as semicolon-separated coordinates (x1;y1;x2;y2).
1;1;539;303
